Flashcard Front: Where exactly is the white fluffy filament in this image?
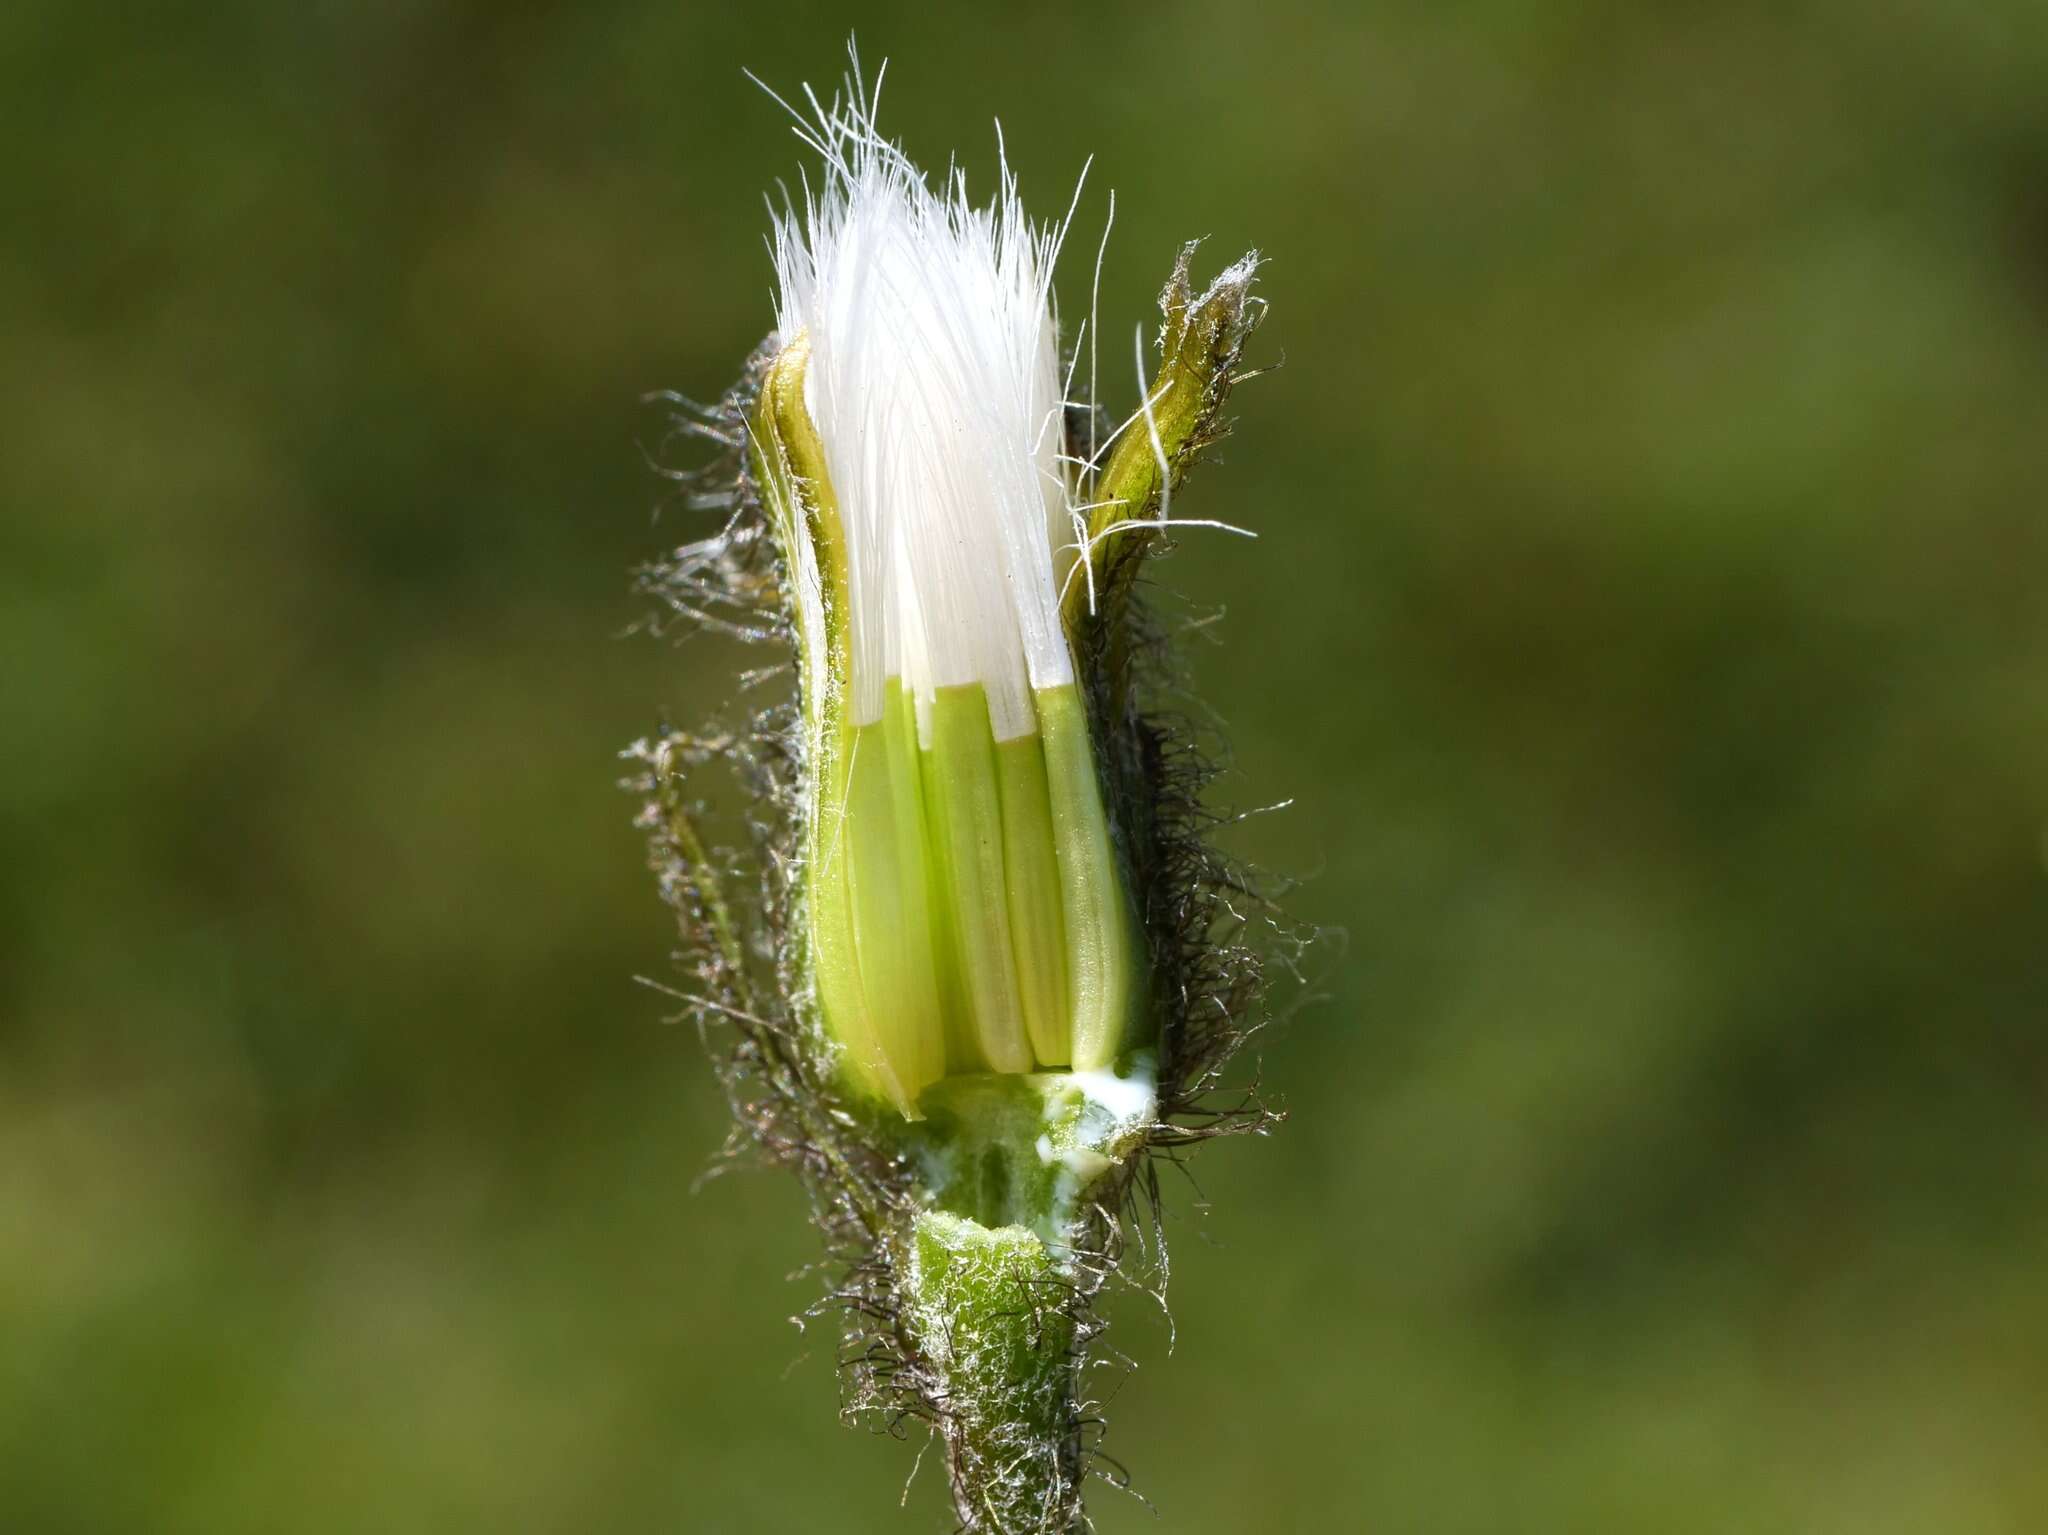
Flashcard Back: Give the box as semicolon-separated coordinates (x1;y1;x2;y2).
768;66;1077;742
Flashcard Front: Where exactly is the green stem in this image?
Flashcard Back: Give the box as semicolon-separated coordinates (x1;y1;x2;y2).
907;1211;1081;1533
896;1064;1156;1532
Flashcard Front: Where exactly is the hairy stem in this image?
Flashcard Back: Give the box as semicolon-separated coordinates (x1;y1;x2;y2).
896;1066;1155;1531
906;1212;1082;1532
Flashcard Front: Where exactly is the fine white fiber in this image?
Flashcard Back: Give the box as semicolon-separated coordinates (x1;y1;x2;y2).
764;55;1082;743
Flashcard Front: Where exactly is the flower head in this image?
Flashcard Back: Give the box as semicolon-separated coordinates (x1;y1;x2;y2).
753;73;1135;1115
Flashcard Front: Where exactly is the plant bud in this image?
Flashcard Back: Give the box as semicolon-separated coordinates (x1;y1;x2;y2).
750;129;1142;1116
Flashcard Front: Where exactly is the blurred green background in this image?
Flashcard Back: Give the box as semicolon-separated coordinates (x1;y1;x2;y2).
6;1;2047;1529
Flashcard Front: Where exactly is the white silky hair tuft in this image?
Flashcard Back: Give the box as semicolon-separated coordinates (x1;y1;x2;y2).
767;61;1080;742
